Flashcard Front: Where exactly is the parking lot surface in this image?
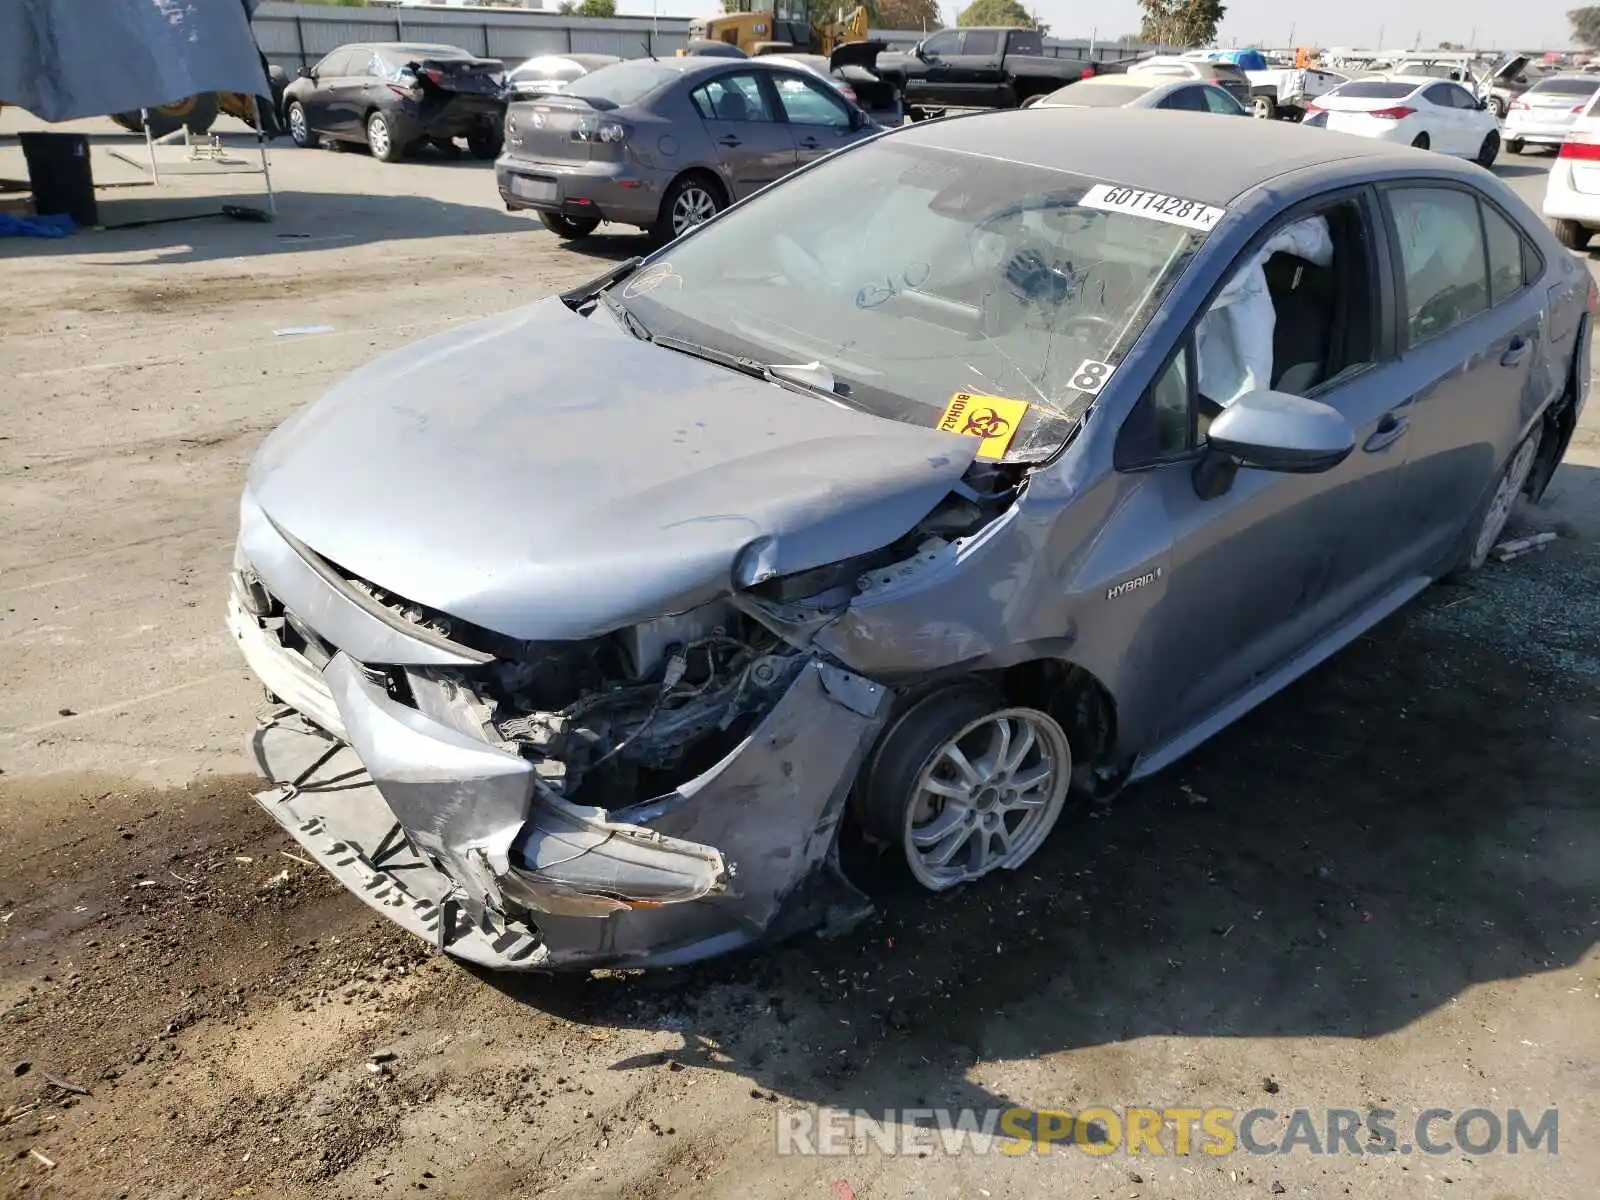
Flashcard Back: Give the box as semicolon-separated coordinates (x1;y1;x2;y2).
2;116;1599;1200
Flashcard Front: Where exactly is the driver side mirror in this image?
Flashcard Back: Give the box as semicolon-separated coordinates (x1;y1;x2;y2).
1193;388;1354;499
914;41;931;60
297;65;313;79
1476;97;1489;110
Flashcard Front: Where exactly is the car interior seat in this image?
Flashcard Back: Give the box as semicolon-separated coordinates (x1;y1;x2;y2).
1264;251;1336;394
714;88;750;121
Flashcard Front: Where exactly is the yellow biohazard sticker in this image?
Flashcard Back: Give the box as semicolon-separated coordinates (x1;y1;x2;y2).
937;392;1030;460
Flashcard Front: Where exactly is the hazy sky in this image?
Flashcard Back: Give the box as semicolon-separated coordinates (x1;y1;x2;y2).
617;0;1580;50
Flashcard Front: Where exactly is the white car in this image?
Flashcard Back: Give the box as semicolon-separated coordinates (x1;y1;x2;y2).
1302;76;1502;165
1541;90;1600;248
1504;73;1600;154
503;53;620;100
1033;74;1246;115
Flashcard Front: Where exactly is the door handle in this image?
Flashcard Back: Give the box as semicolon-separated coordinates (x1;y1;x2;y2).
798;136;820;149
717;135;741;147
1501;335;1531;366
1363;412;1410;452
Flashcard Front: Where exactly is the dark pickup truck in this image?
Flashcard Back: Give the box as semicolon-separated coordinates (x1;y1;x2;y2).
869;26;1098;118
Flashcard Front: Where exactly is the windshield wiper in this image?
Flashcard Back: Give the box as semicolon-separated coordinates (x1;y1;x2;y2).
652;336;851;407
599;289;653;342
560;256;643;309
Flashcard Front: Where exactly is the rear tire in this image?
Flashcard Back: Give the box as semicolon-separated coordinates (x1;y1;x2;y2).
366;111;403;162
652;173;725;245
1553;218;1593;250
537;212;601;239
1251;94;1277;119
1505;137;1525;155
467;126;503;160
1450;428;1544;575
1410;132;1430;150
1475;131;1500;168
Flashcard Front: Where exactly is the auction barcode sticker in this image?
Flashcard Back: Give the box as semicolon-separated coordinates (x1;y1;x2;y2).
1078;183;1226;232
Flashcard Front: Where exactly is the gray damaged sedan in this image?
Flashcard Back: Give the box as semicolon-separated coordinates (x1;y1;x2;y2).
232;110;1592;971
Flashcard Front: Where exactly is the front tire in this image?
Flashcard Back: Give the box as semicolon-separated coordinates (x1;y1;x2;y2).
860;686;1073;892
1553;218;1592;250
1489;95;1508;119
537;212;600;239
1505;137;1525;155
1251;94;1277;120
366;111;402;162
652;173;724;245
286;101;315;149
1476;131;1500;168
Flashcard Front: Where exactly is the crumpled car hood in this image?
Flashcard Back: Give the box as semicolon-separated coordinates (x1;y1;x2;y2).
248;296;976;642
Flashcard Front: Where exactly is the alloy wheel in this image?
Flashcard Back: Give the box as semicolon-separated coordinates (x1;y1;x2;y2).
902;707;1072;891
1470;434;1540;568
670;186;718;235
288;104;308;146
368;115;390;159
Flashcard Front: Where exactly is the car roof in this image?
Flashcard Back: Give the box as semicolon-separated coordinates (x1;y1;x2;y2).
894;108;1440;206
644;56;815;80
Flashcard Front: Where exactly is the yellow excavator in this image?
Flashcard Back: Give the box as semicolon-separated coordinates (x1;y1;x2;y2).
682;2;870;57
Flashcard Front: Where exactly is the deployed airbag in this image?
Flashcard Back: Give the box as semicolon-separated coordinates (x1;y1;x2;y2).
1196;215;1332;406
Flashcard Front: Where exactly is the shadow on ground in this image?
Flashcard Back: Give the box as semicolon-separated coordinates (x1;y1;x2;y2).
0;186;538;265
477;479;1600;1117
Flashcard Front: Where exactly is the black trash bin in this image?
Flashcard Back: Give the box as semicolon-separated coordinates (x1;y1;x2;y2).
19;132;98;228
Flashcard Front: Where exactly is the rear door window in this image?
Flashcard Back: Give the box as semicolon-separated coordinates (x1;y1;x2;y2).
961;30;1000;56
1162;86;1206;111
1202;85;1243;114
920;30;959;56
690;72;777;122
1387;187;1490;344
1482;203;1531;305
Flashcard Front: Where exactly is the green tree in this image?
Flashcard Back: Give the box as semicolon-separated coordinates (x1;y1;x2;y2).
956;0;1046;33
876;0;941;30
1571;6;1600;46
575;0;617;14
1138;0;1226;47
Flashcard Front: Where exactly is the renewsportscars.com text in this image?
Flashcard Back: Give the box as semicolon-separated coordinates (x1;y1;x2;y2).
775;1106;1559;1157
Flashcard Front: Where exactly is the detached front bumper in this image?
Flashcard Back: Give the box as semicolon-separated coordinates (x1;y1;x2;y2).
230;577;887;970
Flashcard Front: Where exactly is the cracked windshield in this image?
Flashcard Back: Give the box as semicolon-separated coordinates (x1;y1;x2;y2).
609;138;1202;459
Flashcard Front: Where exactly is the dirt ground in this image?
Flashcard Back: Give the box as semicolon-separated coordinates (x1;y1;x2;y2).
2;118;1599;1200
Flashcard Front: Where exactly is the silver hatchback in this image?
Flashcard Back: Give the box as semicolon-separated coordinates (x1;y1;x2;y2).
496;56;882;244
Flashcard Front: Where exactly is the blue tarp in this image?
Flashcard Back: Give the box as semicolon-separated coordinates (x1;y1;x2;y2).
1218;48;1268;71
0;211;75;238
0;0;269;123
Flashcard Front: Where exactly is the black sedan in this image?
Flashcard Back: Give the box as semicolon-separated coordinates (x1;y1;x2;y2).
283;42;506;162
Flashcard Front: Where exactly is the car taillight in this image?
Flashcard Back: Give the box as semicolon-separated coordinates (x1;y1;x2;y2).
1575;103;1589;113
387;82;423;101
1559;135;1600;160
1369;105;1416;120
572;114;629;144
425;66;446;85
1303;103;1323;115
1510;99;1529;110
1081;65;1096;79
